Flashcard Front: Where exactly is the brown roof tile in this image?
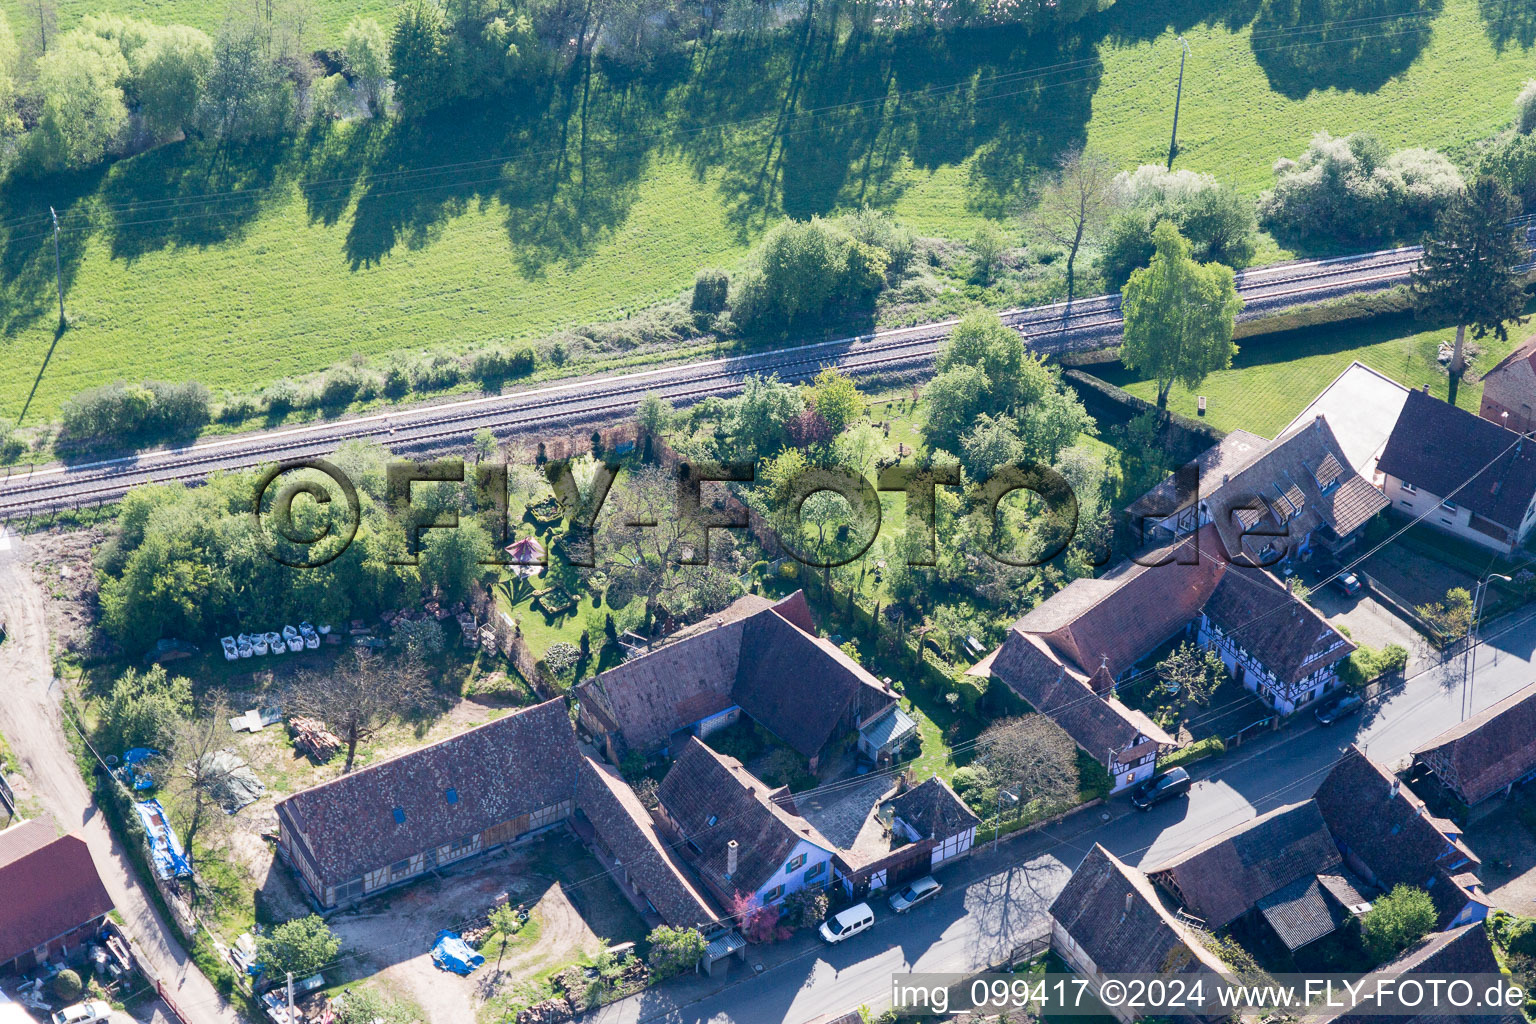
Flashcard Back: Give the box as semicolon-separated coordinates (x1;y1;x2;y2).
1377;389;1536;531
1050;844;1229;976
1412;680;1536;805
887;777;979;840
1207;418;1387;562
1202;568;1355;686
985;630;1171;764
0;825;113;966
1147;801;1341;928
1313;747;1481;928
1017;529;1227;679
276;698;580;890
657;737;835;897
576;755;719;928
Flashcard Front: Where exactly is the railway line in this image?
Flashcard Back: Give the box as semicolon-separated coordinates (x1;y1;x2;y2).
0;240;1467;519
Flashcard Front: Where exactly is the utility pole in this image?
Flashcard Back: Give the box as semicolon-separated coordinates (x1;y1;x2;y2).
49;206;64;329
286;971;295;1022
1167;36;1190;171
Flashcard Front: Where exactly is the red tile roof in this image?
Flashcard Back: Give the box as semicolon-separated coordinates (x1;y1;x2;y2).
0;823;113;966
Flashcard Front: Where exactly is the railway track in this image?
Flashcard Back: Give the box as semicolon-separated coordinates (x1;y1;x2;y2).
0;240;1459;519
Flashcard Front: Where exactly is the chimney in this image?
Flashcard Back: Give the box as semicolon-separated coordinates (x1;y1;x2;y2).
726;840;739;878
1286;577;1294;593
1314;416;1323;433
1422;384;1431;394
1390;779;1400;799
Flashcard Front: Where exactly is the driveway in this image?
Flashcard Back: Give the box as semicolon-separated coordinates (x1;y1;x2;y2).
0;534;239;1024
1307;584;1428;668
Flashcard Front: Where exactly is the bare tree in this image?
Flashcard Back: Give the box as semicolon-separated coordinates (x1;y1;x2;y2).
1028;149;1119;304
286;651;434;771
975;714;1079;816
165;694;235;907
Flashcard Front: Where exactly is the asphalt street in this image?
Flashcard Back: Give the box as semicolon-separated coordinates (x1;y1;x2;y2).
581;605;1536;1024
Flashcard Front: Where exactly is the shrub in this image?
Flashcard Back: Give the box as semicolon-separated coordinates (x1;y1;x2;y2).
1361;885;1435;963
412;355;462;392
1505;916;1536;956
0;426;26;463
381;362;411;398
1100;166;1257;287
645;925;706;979
1259;133;1463;244
732;216;890;332
473;345;537;383
98;664;192;753
1517;80;1536;134
320;366;365;406
781;887;829;929
840;205;914;279
263;379;300;413
691;268;729;313
257;915;341;981
59;379;212;445
389;618;444;659
1479;129;1536;209
51;970;82;1002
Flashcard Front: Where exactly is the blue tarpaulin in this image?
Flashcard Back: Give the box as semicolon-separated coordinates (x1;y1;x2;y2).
430;931;484;975
118;748;159;791
134;799;193;879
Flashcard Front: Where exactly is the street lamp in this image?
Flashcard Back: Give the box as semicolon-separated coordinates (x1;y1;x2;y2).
1462;572;1512;721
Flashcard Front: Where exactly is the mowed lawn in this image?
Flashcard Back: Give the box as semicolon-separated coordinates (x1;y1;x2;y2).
1094;314;1530;439
3;0;1535;424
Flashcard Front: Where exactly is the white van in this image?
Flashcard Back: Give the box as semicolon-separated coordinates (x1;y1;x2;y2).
819;902;875;943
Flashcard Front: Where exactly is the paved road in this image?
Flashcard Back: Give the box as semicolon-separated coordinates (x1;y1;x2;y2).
582;605;1536;1024
0;243;1435;520
0;538;240;1024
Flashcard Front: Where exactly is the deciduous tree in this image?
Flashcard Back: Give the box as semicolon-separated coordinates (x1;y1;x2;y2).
1361;885;1435;963
645;925;706;978
258;916;341;982
341;17;389;116
974;715;1079;816
1120;221;1243;411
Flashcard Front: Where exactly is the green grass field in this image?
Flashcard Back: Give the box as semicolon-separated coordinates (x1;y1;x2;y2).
3;0;1534;426
1094;313;1525;438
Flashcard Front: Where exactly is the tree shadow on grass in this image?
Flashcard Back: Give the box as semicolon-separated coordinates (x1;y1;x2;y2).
0;168;100;341
1479;0;1536;52
1248;0;1444;100
94;134;294;261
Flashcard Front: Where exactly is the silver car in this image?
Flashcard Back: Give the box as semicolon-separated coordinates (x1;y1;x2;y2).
889;875;942;913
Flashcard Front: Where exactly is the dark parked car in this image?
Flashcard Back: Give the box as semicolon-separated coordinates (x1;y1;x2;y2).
1332;571;1364;597
1131;767;1192;810
1315;693;1365;725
